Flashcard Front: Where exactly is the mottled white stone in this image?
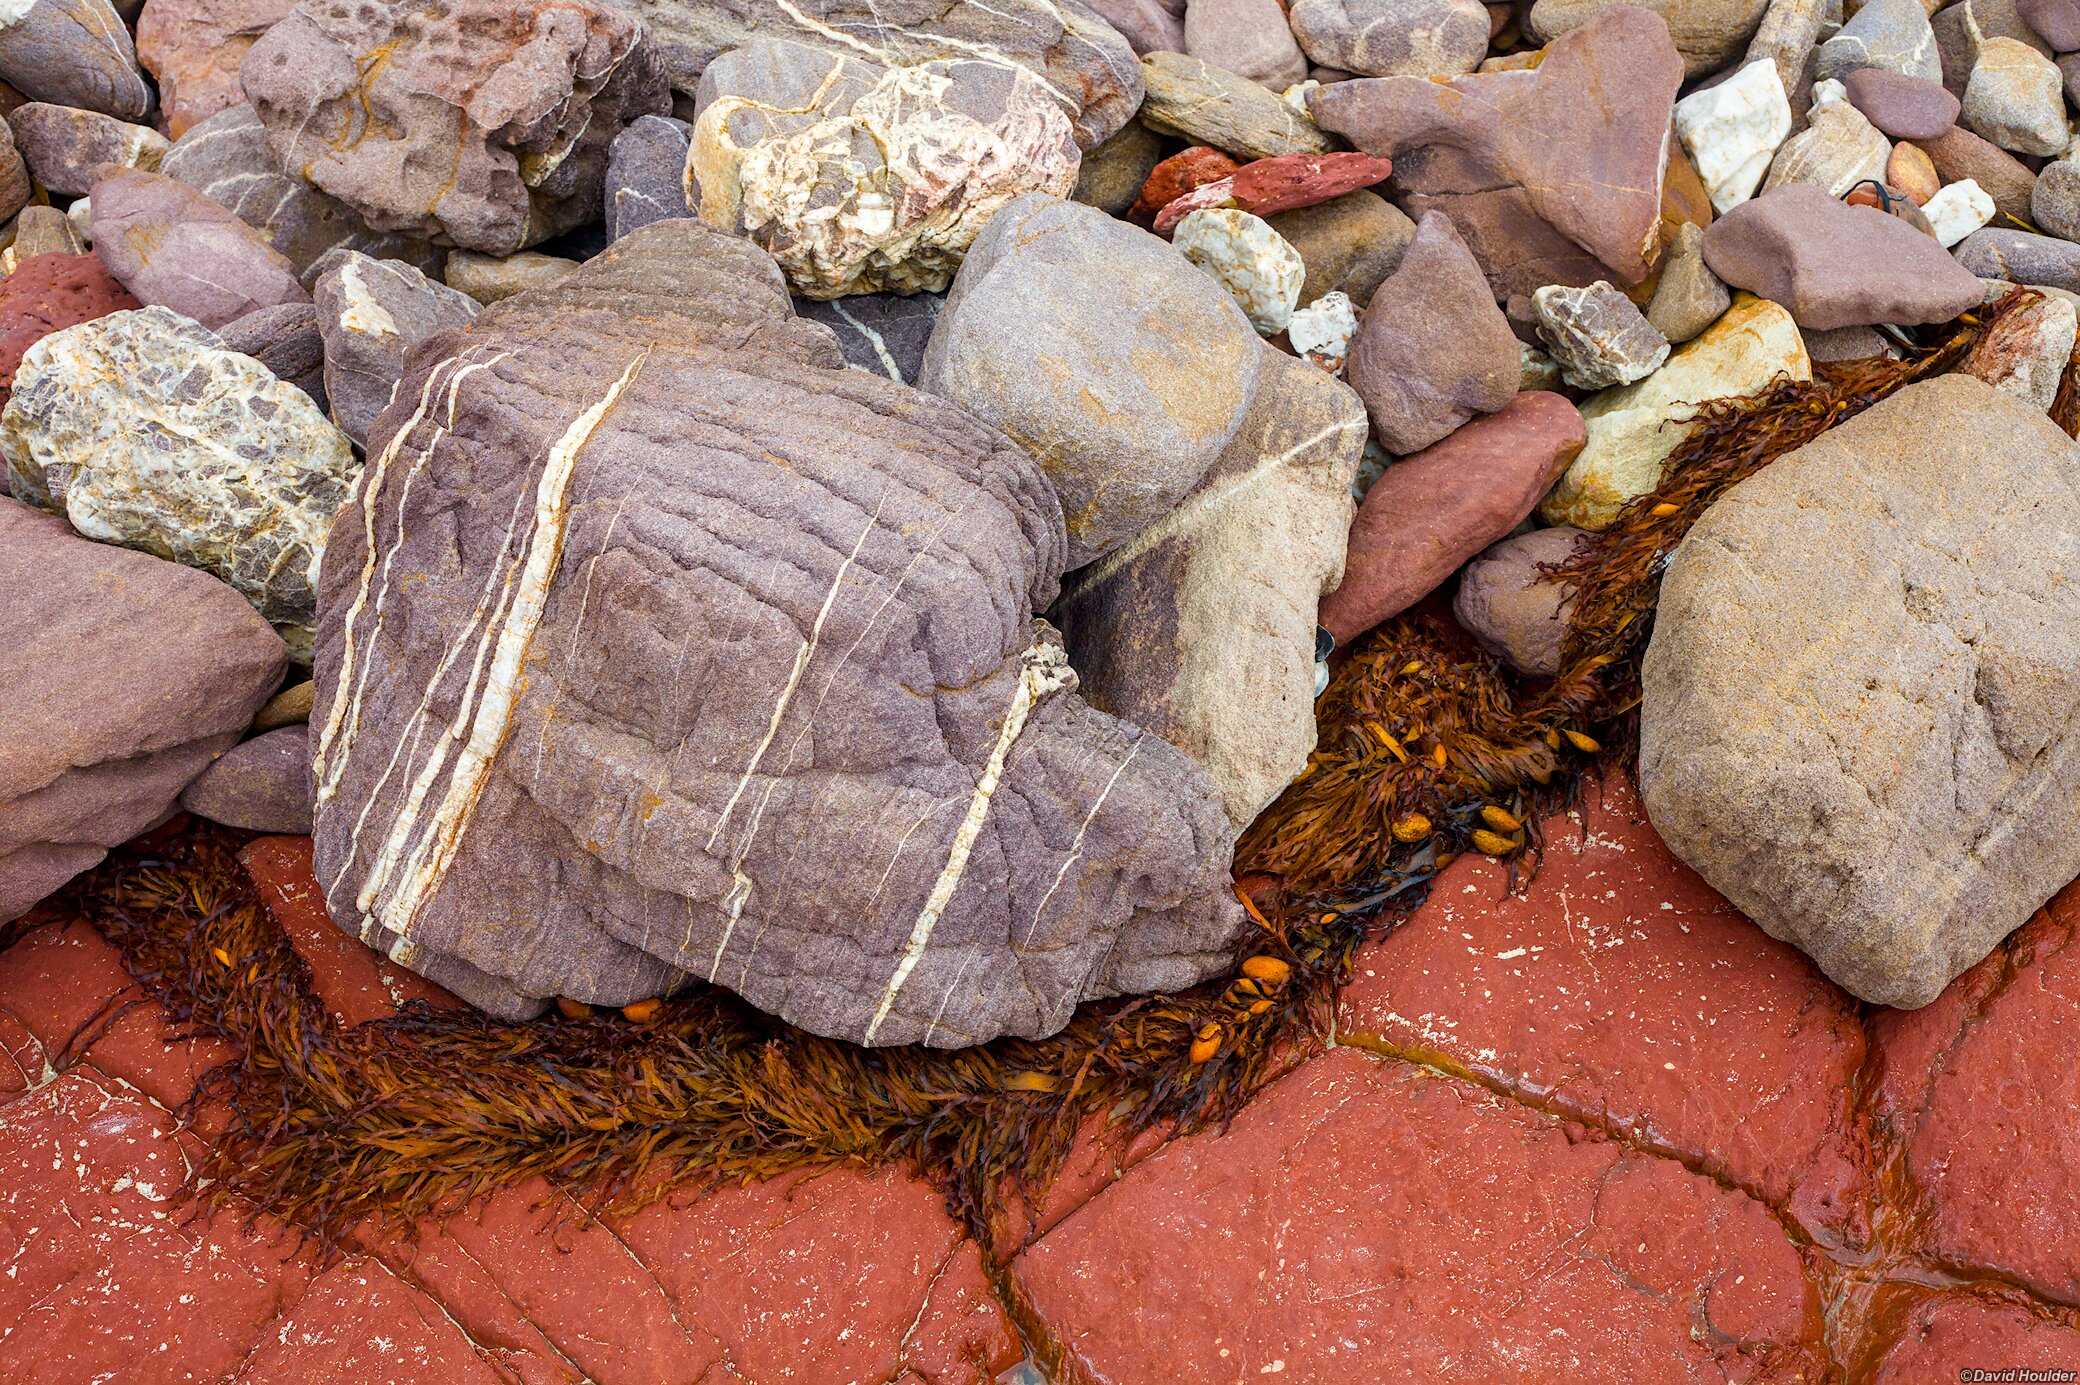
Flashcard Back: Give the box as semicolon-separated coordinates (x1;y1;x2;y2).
1923;177;1996;247
1282;79;1321;113
693;57;1079;299
1173;207;1306;335
0;306;358;658
1533;280;1671;389
1286;289;1357;373
1677;60;1795;214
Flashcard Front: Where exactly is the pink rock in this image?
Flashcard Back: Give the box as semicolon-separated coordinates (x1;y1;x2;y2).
134;0;296;138
1319;390;1584;643
89;167;308;328
1151;175;1237;234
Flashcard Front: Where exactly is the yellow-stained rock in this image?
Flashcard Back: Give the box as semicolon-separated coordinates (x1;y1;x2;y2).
1539;294;1808;530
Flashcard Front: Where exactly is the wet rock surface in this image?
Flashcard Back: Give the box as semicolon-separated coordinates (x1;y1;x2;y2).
310;218;1245;1045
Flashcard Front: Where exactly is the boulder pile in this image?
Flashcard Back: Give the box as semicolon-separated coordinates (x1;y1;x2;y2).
1;0;2076;1040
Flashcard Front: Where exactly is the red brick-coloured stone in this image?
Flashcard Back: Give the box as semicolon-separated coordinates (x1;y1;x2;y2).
0;252;140;407
1150;176;1238;235
1870;884;2080;1305
0;920;231;1109
1015;1047;1824;1382
1231;150;1394;217
613;1164;1021;1381
240;835;456;1028
1338;779;1871;1245
236;1257;508;1385
354;1224;586;1385
1872;1294;2080;1383
1319;391;1586;644
1128;145;1241;221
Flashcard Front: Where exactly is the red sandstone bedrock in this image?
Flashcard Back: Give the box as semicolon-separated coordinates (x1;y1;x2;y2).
3;788;2078;1382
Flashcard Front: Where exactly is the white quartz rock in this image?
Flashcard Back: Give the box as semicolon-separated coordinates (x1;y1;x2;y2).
1287;289;1357;373
1922;177;1996;247
1173;207;1306;335
1676;60;1795;214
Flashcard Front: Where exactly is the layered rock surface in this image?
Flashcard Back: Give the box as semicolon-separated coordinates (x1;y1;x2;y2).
310;219;1244;1045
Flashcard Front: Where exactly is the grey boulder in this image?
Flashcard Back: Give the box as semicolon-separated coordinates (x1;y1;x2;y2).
313;252;480;446
1954;227;2080;292
0;497;287;921
1453;525;1589;678
604;114;693;241
0;0;151;121
1640;374;2080;1009
310;218;1245;1045
920;194;1266;568
796;291;944;386
216;302;327;411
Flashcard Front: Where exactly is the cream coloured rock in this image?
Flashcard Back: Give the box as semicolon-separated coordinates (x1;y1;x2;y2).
1288;290;1358;373
1762;98;1892;196
1;306;357;657
1540;295;1810;530
1676;59;1795;214
1923;177;1996;246
1173;207;1306;335
691;42;1079;298
1962;38;2069;157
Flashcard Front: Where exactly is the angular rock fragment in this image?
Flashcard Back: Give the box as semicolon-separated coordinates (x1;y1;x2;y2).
604;114;693;241
0;0;151;121
1310;7;1684;295
921;195;1264;567
216;302;326;411
244;0;670;255
1288;289;1358;373
4;205;82;262
1915;125;2038;223
1815;0;1940;84
1173;207;1305;334
311;217;1245;1044
602;0;1143;149
1289;0;1491;77
1925;177;1996;245
1887;141;1942;202
1675;59;1793;214
1641;375;2080;1009
1760;97;1892;197
1959;284;2077;410
0;252;137;410
1345;211;1520;454
7;103;166;196
89;167;308;328
1962;37;2069;156
134;0;295;137
796;293;944;385
1140;52;1339;160
0;497;287;921
1320;392;1586;643
689;40;1078;298
160;105;442;284
1702;184;1983;329
1453;525;1589;678
314;253;480;446
1055;351;1366;826
1744;0;1828;118
1533;281;1670;390
1541;295;1809;530
179;725;315;833
2;306;359;657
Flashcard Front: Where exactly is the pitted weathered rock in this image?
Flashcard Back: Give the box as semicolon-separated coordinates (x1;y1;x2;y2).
600;0;1142;150
1054;350;1366;826
161;105;443;284
309;218;1245;1045
135;0;296;137
1;306;359;658
242;0;671;255
689;39;1079;298
313;252;480;447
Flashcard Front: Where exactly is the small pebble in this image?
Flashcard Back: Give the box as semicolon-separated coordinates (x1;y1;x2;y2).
1287;289;1357;373
1924;178;1998;246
